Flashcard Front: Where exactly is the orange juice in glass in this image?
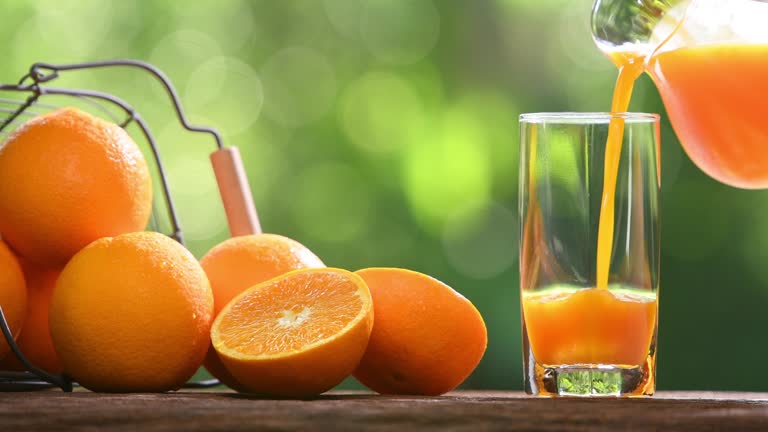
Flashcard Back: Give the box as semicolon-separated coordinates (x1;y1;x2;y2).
519;113;660;397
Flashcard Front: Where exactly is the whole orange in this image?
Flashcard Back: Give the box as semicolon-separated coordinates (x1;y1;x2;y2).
49;231;213;392
0;240;26;359
200;234;324;389
0;262;62;373
0;107;153;264
353;268;487;395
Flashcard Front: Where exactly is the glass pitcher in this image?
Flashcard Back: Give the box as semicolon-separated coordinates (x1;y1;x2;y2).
592;0;768;189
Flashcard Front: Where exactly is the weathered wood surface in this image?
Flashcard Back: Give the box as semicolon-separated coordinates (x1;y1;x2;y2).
2;391;768;431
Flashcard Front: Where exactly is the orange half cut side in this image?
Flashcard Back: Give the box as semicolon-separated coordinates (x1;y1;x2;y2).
211;268;373;397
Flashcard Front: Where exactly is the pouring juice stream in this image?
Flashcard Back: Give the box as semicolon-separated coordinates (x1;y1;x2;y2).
595;57;644;291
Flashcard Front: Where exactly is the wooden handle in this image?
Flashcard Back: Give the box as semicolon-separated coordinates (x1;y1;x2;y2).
211;147;262;236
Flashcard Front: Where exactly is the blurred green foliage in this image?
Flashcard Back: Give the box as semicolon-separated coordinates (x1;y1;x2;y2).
1;0;767;392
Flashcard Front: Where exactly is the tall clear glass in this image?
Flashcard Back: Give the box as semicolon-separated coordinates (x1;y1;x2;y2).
518;113;660;397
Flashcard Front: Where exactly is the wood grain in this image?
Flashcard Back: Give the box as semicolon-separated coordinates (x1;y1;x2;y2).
2;391;768;431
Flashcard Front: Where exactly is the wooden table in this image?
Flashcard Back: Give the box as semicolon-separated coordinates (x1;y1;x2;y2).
2;391;768;431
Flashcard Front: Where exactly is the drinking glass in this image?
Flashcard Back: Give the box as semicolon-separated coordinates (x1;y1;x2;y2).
518;113;660;397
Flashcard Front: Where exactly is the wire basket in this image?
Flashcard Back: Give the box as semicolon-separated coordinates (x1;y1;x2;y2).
0;59;263;392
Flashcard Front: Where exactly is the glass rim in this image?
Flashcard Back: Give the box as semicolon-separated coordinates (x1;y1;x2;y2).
520;112;660;124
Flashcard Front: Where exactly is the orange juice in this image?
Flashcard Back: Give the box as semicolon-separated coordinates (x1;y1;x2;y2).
522;287;657;366
650;44;768;189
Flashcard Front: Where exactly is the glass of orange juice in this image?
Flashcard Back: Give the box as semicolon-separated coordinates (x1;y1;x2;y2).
519;113;660;397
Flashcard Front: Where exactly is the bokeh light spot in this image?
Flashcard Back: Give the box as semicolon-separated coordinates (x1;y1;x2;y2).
556;1;610;72
184;57;263;136
260;47;337;127
235;124;287;207
340;71;425;155
323;0;363;38
452;91;520;196
156;126;227;243
443;201;518;279
34;0;114;58
742;194;768;292
660;123;684;187
402;106;491;234
663;179;733;261
149;30;222;88
168;0;255;52
534;127;582;193
361;0;441;65
10;18;49;75
291;162;371;244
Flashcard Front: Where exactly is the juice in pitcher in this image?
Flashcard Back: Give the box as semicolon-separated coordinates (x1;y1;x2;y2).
595;0;768;188
650;44;768;188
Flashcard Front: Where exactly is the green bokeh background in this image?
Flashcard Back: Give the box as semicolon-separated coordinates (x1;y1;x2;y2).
1;0;766;392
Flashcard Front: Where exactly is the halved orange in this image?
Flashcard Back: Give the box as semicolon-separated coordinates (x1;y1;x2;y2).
200;233;325;390
211;268;373;397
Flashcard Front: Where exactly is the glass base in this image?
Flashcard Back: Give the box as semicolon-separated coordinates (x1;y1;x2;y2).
524;351;656;397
